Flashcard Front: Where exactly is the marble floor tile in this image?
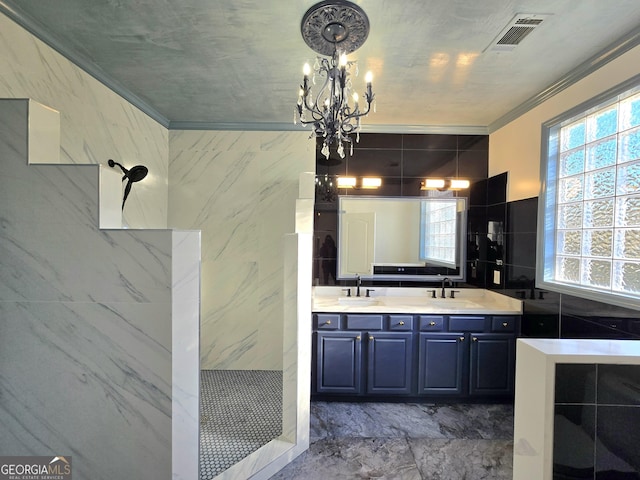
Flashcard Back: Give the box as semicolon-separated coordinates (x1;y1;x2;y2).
410;438;513;480
310;402;513;440
274;401;514;479
270;437;423;480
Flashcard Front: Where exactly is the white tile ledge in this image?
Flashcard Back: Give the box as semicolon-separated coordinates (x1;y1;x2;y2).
513;338;640;480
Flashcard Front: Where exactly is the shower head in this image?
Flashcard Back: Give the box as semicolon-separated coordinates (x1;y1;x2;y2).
107;159;149;210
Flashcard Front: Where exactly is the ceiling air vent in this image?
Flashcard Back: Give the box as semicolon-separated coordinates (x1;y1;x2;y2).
485;13;551;52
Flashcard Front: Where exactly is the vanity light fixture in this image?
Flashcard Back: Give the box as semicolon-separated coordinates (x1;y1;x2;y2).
295;0;375;160
421;178;470;191
337;176;382;189
361;177;382;189
337;176;357;188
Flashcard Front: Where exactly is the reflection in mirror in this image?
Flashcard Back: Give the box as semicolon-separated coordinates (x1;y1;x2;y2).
337;196;467;281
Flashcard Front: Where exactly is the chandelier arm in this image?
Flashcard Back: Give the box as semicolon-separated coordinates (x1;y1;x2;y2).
299;66;332;125
308;72;332;120
342;94;373;121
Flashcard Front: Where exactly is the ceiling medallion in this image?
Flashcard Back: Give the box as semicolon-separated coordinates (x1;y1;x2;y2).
295;1;376;159
300;0;370;56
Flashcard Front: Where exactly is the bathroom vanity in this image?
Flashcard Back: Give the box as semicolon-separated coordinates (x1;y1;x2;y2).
312;287;523;400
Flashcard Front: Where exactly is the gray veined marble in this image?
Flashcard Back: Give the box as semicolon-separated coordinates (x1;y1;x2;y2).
0;99;199;480
272;402;514;479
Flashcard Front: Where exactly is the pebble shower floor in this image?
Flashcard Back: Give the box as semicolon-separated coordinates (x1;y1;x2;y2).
200;370;283;479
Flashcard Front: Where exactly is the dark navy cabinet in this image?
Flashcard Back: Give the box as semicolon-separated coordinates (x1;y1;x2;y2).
314;314;413;395
367;332;413;394
316;331;362;394
418;333;465;395
313;312;520;399
469;333;515;395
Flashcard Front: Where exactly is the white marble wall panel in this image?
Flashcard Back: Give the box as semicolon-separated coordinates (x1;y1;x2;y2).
171;230;201;480
0;301;172;479
0;99;198;480
99;165;124;228
0;13;168;229
169;130;314;370
215;231;313;480
27;100;60;164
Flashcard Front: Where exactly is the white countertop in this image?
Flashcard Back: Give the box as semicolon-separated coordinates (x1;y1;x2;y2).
312;286;523;315
517;338;640;362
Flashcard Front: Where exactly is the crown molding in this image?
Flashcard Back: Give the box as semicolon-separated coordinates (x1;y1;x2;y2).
168;121;489;134
0;0;170;128
488;23;640;133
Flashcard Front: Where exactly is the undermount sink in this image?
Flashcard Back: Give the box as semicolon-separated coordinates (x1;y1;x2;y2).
338;296;379;306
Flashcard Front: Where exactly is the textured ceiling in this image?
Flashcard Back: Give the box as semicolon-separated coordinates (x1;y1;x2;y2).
3;0;640;131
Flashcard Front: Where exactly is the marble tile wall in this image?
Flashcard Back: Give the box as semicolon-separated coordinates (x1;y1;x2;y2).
171;230;201;480
0;99;193;479
0;12;168;229
168;130;314;370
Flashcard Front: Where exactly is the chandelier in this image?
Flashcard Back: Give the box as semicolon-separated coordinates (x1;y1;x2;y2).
295;1;376;159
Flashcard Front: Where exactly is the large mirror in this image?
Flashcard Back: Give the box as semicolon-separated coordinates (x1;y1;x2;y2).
337;196;467;281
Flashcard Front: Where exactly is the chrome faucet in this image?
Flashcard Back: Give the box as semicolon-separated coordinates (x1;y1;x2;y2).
355;275;362;297
440;277;452;298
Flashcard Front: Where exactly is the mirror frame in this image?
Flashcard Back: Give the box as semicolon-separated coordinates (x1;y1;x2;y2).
337;196;468;282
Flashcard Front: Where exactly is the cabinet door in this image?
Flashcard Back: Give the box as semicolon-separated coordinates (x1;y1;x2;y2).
418;333;465;395
366;332;413;394
469;333;515;396
316;331;362;394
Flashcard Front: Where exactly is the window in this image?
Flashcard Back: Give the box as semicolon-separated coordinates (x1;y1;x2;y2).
539;80;640;309
419;198;459;269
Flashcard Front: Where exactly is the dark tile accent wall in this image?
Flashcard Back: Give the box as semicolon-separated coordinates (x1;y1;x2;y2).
314;133;489;287
314;133;640;343
467;176;640;341
554;364;640;479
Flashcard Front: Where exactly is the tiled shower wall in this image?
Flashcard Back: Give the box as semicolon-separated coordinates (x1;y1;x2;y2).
169;130;315;371
0;13;168;230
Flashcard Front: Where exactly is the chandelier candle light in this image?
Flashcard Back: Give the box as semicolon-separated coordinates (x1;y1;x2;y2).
295;1;376;159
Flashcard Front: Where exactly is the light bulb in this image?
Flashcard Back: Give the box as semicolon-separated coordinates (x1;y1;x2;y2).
365;71;373;83
352;92;359;103
303;63;311;76
339;53;348;67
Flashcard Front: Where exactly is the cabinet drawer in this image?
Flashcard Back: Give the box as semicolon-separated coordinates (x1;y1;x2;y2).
419;315;445;331
346;314;383;330
449;316;486;332
316;314;340;330
492;316;516;332
388;315;413;331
